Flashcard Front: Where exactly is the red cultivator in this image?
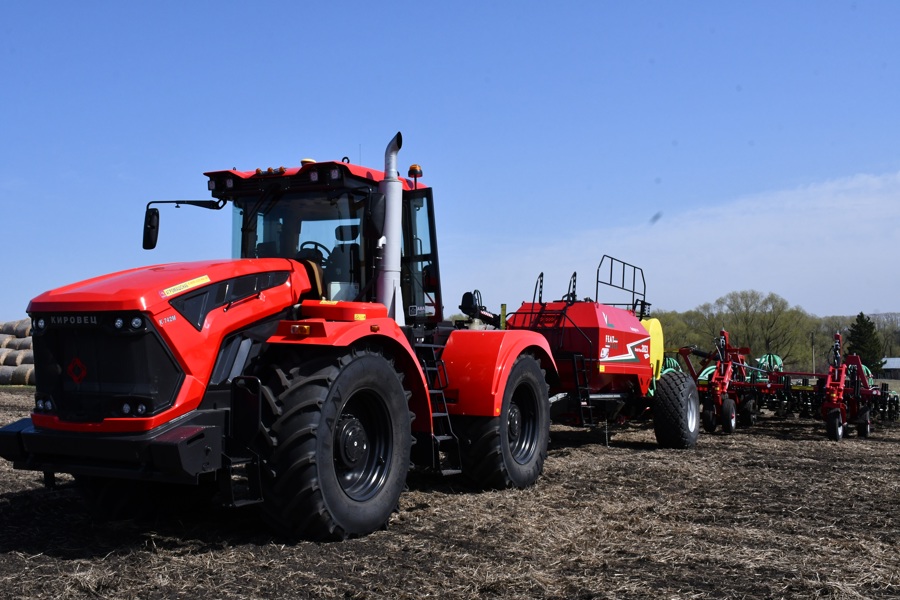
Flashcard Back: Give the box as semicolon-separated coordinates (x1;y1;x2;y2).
678;331;756;434
817;335;881;440
678;331;889;441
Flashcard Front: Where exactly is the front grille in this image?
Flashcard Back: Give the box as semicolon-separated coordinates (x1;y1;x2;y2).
31;313;184;422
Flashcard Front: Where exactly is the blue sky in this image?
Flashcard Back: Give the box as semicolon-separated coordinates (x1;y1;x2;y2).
2;1;899;321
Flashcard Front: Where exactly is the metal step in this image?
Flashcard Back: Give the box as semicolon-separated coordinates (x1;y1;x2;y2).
415;342;462;475
220;457;264;507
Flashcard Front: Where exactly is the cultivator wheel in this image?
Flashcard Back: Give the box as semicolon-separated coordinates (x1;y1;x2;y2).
700;401;717;433
721;397;737;434
739;399;756;428
856;407;871;438
825;409;844;442
652;371;700;449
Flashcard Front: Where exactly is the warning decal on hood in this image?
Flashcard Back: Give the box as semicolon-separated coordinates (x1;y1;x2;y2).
159;275;211;298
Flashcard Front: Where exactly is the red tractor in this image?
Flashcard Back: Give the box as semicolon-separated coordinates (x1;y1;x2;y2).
0;133;697;540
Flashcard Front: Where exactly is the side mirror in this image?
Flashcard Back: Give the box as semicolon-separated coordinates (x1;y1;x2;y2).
365;193;386;239
143;207;160;249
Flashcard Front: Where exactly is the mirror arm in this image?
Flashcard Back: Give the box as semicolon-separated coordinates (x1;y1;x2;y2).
143;199;227;250
146;199;227;211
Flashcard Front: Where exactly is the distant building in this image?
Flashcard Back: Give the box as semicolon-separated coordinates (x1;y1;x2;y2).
881;358;900;379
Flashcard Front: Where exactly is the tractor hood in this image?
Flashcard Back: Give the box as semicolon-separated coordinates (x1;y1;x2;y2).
28;258;305;315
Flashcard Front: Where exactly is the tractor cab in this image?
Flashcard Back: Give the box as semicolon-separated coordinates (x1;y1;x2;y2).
148;157;444;329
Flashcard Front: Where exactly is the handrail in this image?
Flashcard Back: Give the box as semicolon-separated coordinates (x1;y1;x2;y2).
507;304;594;359
595;255;647;314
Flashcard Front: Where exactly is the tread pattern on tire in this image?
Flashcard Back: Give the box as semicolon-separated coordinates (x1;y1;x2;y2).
259;347;412;541
458;354;549;490
653;371;700;449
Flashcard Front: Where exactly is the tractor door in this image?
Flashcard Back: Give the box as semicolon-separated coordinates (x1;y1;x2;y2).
401;188;443;325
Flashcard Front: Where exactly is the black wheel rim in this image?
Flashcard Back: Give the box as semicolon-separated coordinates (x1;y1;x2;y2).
333;391;391;501
508;383;538;465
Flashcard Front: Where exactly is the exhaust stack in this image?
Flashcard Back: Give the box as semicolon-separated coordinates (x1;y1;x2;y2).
377;132;404;325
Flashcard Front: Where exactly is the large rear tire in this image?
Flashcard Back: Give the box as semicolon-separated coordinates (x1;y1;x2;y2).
653;371;700;449
459;354;549;489
260;347;411;540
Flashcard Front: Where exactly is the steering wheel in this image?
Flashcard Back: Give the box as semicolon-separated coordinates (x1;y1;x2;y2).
299;241;331;259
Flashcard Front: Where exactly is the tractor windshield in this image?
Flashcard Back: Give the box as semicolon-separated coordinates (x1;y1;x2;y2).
232;191;368;301
229;186;443;322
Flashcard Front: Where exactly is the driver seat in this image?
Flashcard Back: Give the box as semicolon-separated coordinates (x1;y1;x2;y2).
324;225;361;287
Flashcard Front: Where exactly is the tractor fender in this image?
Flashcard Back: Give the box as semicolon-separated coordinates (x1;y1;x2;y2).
266;317;432;434
440;329;556;417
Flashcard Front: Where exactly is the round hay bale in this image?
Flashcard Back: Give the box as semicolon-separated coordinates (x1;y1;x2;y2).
11;365;34;386
0;322;16;336
7;337;32;351
14;319;32;338
0;366;14;385
15;350;33;365
0;348;12;366
3;350;25;367
0;334;13;348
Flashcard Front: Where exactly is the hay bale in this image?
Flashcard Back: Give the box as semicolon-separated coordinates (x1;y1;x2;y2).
2;350;28;367
7;337;32;351
15;350;33;365
14;319;32;338
0;348;11;366
11;364;34;386
0;334;14;348
0;322;15;336
0;366;14;385
3;348;22;367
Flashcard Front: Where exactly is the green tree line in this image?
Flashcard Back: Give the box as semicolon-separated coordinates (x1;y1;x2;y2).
654;290;892;374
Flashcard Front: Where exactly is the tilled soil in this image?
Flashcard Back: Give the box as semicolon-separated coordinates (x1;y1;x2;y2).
0;386;898;599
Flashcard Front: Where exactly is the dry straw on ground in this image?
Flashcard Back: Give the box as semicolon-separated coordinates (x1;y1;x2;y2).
0;386;898;599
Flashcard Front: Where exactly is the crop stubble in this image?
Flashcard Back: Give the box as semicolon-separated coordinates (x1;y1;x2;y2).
0;386;897;599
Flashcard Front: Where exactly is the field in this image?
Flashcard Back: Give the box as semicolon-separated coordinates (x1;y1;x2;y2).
1;385;899;599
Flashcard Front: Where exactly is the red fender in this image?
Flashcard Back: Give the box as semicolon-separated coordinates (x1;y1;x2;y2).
267;309;433;434
440;329;556;417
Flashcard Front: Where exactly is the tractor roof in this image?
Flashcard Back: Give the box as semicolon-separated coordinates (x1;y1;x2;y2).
204;160;426;192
